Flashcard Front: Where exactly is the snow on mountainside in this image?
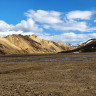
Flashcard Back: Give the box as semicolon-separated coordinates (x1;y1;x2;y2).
59;39;96;53
85;40;93;45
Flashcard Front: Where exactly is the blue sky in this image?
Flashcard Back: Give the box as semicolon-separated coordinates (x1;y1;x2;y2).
1;0;96;44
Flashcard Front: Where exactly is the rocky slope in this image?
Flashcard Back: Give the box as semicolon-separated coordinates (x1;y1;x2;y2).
59;39;96;53
0;34;73;54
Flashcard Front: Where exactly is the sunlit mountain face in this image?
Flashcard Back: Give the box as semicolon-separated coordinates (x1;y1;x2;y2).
0;34;74;54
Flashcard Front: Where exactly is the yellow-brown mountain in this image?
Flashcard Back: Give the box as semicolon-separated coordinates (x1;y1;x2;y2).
0;34;73;54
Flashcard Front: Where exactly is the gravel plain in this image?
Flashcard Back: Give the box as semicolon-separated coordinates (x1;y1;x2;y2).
0;53;96;96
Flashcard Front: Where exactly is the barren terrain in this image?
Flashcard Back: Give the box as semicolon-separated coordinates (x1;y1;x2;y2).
0;53;96;96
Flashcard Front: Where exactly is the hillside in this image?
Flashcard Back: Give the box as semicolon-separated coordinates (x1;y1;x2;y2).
0;34;73;54
59;39;96;53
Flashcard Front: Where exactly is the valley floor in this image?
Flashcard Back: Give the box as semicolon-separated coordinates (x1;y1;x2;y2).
0;53;96;96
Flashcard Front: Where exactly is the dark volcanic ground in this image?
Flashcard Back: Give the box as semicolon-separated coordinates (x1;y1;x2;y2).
0;53;96;96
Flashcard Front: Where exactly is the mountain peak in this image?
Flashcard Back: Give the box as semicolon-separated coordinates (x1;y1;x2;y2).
0;34;74;54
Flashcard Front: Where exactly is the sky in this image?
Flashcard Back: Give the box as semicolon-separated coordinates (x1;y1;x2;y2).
1;0;96;44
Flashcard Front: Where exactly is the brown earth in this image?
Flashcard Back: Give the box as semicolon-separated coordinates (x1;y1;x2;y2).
0;34;74;54
0;53;96;95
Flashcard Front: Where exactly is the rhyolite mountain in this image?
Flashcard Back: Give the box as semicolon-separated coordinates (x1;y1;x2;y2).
0;34;74;54
59;39;96;53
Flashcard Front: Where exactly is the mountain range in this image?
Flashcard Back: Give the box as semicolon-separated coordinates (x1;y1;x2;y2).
59;39;96;53
0;34;74;54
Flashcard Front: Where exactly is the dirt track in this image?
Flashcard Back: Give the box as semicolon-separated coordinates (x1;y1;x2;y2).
0;53;96;96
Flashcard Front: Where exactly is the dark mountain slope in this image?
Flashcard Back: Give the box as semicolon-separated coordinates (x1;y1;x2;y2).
59;39;96;53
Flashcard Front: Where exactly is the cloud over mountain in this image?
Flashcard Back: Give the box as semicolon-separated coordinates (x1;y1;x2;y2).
11;19;43;32
0;10;96;43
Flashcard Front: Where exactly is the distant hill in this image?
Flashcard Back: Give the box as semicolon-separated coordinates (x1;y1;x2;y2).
59;39;96;53
0;34;74;54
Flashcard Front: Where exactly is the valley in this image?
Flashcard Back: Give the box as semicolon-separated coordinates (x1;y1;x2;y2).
0;53;96;95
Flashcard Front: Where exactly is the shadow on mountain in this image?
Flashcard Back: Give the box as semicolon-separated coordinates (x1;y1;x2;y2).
0;34;74;54
59;39;96;53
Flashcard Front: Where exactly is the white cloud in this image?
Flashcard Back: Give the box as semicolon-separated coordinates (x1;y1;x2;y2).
0;20;11;32
94;20;96;22
25;10;96;32
0;19;43;36
11;19;43;32
52;20;88;32
88;27;96;32
0;30;35;37
67;10;94;20
25;10;63;24
39;32;96;43
43;25;50;29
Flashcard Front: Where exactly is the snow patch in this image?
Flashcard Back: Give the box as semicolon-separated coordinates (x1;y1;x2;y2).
86;40;93;44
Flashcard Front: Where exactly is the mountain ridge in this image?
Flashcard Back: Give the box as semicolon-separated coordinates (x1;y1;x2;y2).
59;39;96;53
0;34;74;54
